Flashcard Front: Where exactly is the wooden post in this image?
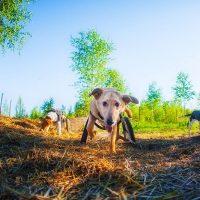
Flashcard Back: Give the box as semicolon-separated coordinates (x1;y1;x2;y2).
164;109;167;123
0;93;3;115
139;106;141;121
175;109;178;122
9;100;12;116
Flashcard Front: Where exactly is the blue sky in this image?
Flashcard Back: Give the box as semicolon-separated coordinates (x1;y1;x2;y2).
0;0;200;114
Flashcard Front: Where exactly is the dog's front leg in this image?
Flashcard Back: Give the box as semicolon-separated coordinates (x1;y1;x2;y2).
44;125;50;132
57;121;62;135
66;118;71;133
86;114;96;140
110;125;117;153
116;124;128;141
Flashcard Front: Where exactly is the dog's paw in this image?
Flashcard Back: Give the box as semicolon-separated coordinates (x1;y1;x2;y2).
89;131;97;140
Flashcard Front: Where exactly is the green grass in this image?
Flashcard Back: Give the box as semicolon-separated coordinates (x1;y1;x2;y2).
132;121;200;139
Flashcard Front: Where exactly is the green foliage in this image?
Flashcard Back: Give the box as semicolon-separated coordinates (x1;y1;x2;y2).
172;72;195;106
142;82;162;121
104;68;126;92
128;100;189;132
146;82;162;105
29;107;42;119
71;30;113;88
15;96;26;118
0;0;32;51
71;30;127;116
40;98;55;115
66;106;76;118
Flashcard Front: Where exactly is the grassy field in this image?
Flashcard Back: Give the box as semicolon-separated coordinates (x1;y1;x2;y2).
0;115;199;199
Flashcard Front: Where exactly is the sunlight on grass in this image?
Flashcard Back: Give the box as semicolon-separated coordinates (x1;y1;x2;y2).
0;115;199;199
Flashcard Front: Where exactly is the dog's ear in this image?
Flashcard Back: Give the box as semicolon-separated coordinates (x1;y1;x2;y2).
122;95;139;105
90;88;103;99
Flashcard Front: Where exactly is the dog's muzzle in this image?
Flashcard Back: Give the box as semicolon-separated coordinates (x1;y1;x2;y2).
106;118;114;126
105;119;117;132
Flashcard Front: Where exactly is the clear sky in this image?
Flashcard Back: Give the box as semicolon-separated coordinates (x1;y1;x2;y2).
0;0;200;114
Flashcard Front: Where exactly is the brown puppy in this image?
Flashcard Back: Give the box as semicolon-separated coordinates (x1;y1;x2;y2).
87;88;139;153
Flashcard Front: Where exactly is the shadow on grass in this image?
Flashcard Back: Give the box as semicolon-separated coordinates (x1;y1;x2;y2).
0;123;199;199
69;135;200;199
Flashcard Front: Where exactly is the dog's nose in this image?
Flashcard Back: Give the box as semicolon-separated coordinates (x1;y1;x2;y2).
106;118;114;126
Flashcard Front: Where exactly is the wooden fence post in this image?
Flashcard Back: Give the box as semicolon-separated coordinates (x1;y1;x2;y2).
0;93;4;115
9;100;12;116
139;106;141;121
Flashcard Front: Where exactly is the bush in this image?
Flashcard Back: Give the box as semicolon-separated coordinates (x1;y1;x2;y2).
30;107;42;119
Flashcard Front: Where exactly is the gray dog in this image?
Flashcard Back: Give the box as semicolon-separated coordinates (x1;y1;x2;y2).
186;110;200;134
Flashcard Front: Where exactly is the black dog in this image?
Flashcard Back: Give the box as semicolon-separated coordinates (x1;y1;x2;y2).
185;110;200;134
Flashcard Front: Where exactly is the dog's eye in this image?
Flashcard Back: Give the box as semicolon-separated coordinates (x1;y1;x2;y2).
103;101;107;107
115;102;120;107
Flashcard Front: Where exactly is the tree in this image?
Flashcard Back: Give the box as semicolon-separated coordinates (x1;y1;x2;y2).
104;68;126;92
146;82;162;105
40;98;55;115
70;30;127;116
0;0;32;51
145;82;162;121
29;107;42;119
197;93;200;108
172;72;195;107
15;96;26;118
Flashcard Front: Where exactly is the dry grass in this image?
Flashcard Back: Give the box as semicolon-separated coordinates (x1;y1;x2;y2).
0;115;199;199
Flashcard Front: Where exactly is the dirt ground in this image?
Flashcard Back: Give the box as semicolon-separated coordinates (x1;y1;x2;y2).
0;115;199;199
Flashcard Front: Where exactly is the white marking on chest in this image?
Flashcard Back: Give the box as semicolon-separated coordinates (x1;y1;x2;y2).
47;112;58;122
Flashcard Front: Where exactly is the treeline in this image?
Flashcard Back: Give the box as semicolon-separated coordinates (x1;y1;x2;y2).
0;77;195;130
0;95;67;119
129;101;190;130
128;78;198;129
129;80;195;123
0;84;193;124
0;74;199;130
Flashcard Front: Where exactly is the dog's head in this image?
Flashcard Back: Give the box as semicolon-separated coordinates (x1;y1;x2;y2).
41;116;52;130
90;88;139;132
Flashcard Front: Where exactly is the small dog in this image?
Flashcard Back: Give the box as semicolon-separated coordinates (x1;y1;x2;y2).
41;109;70;135
87;88;139;153
186;110;200;134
